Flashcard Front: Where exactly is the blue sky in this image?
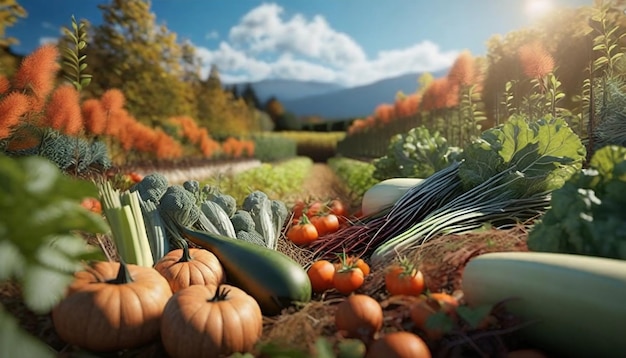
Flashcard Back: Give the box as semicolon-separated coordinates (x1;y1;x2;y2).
8;0;592;87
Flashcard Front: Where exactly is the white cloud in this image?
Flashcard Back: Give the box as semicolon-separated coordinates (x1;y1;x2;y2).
194;3;458;87
205;30;219;40
41;22;58;31
39;37;59;46
228;3;366;67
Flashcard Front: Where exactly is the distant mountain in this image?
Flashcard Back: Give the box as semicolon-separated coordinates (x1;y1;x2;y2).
228;79;345;103
281;70;448;120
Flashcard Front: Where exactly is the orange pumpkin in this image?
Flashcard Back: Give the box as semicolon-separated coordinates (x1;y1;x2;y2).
161;284;263;358
52;261;172;352
154;240;225;292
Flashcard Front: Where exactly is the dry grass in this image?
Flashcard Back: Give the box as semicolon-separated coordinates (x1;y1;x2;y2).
259;225;533;357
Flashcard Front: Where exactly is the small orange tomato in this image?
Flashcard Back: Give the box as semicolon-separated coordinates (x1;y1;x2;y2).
409;296;445;339
333;267;364;295
307;260;336;293
291;201;306;221
286;215;318;246
306;201;324;217
329;199;347;217
128;172;143;183
333;256;370;276
350;257;370;276
429;292;459;314
384;262;425;296
310;214;340;236
80;197;102;215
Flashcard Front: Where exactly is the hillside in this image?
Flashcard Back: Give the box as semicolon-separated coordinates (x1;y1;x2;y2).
281;70;448;120
228;79;345;103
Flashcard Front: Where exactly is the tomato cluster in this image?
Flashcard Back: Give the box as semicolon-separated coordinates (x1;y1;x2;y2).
286;199;347;246
307;254;370;295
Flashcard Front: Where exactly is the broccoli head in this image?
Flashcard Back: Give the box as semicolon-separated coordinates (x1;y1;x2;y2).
130;172;169;203
230;210;256;233
158;185;201;228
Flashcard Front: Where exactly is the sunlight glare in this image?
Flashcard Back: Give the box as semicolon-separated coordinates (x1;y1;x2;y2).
525;0;555;18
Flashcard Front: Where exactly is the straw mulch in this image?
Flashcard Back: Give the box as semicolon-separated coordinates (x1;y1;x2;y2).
259;225;533;357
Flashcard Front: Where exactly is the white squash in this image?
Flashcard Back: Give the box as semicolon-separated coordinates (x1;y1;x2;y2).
462;251;626;358
361;178;423;216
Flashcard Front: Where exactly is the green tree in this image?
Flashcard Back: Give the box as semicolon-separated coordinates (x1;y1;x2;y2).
0;0;26;47
0;0;26;75
241;83;261;109
195;65;256;136
86;0;198;125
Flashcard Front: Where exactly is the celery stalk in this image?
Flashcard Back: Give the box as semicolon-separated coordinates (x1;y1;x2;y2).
99;181;154;267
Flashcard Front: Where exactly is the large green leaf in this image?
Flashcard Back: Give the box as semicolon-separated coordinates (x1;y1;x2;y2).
459;115;586;196
0;154;108;313
528;145;626;259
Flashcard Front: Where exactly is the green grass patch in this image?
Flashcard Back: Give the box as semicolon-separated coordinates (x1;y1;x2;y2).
327;156;379;202
201;157;314;205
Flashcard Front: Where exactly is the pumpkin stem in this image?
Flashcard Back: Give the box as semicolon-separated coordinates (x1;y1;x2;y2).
209;284;230;301
107;260;134;284
177;239;193;263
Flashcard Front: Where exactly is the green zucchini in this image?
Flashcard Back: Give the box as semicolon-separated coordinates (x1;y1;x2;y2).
182;227;311;315
461;251;626;358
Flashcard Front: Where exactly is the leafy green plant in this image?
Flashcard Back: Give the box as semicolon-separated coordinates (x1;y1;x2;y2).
251;133;297;162
61;15;92;91
371;125;461;181
458;82;486;145
0;154;108;357
5;129;112;176
527;145;626;259
370;115;586;264
589;1;626;79
202;157;314;205
327;156;379;201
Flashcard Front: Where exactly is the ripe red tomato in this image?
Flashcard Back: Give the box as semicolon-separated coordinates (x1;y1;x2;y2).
128;172;143;183
80;197;102;215
310;213;340;236
307;201;324;217
333;267;364;295
384;265;425;296
291;201;306;221
335;256;370;276
307;260;336;293
286;216;319;246
329;199;347;217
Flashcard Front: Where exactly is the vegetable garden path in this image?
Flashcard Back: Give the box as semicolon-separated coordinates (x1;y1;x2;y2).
299;163;351;201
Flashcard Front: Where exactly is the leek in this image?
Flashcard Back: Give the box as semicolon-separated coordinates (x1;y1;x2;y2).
99;181;154;267
369;116;586;265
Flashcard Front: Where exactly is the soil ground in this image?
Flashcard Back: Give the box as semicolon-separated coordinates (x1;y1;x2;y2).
297;163;353;204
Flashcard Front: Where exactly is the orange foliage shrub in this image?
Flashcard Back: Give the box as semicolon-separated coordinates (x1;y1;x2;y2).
374;103;395;125
221;137;255;158
81;99;107;135
421;77;455;111
45;85;83;135
170;116;221;157
518;41;555;79
347;118;367;135
13;44;60;112
0;93;30;140
0;76;9;95
394;93;421;118
447;50;476;87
